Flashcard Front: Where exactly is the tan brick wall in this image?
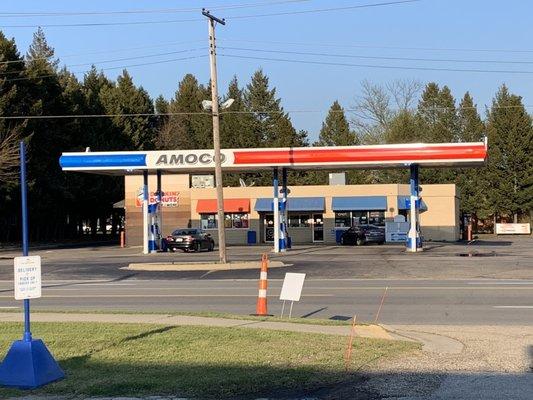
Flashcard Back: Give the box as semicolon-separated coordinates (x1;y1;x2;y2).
124;174;191;246
125;175;460;245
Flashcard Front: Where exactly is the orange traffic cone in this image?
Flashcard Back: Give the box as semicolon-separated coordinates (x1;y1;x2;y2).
253;253;271;316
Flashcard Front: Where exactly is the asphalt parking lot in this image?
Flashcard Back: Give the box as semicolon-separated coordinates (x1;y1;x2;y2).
0;235;531;281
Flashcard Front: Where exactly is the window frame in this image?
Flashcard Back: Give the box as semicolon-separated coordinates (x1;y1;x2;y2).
200;212;249;230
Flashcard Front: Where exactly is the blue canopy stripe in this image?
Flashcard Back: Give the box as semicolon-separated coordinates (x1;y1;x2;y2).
255;197;324;212
331;196;388;211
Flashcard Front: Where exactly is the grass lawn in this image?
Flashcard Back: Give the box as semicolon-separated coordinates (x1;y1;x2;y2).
0;322;419;399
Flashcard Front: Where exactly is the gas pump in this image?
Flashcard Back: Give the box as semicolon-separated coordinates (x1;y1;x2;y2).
148;202;162;253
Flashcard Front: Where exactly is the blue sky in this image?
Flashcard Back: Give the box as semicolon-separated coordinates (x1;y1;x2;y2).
1;0;532;141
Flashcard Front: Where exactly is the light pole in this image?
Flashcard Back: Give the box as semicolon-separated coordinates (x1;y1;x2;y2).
202;8;227;263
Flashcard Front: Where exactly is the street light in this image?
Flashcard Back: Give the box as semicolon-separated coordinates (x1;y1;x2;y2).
202;98;234;111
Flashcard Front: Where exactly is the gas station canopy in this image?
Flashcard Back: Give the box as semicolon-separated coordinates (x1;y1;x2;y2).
59;141;487;175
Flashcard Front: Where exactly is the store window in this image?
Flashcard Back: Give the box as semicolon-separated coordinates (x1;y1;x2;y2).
334;211;385;227
334;212;351;228
369;211;385;226
201;213;249;229
288;214;310;228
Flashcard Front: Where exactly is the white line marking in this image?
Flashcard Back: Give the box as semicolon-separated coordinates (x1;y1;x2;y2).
0;306;19;309
493;306;533;309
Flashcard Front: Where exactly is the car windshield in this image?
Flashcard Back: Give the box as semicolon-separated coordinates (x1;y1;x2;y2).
172;229;198;236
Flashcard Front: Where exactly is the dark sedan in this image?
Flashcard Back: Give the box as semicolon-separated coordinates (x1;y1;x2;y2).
165;229;215;252
339;225;385;246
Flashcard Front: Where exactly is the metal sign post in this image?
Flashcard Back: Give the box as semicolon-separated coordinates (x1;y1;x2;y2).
0;142;64;389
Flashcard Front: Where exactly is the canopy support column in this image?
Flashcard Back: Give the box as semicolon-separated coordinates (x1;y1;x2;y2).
156;170;163;250
281;167;289;251
407;164;422;252
142;170;149;255
273;168;280;253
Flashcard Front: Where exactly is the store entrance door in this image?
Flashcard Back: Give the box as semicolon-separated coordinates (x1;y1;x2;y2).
264;214;274;243
312;213;324;242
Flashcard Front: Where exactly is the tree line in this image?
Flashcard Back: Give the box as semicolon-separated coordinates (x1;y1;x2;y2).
0;29;531;242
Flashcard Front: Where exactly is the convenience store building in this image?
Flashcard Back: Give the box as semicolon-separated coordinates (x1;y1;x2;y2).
123;173;460;246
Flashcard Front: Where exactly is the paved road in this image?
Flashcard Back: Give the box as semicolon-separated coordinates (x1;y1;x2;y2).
0;236;532;281
0;237;531;324
0;278;531;325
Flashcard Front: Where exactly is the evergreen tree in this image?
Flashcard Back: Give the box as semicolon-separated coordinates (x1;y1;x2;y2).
417;83;458;143
317;101;357;146
99;70;155;150
485;85;533;222
24;28;73;240
0;31;29;242
244;69;305;148
156;74;210;150
455;93;486;216
220;76;257;148
417;83;459;183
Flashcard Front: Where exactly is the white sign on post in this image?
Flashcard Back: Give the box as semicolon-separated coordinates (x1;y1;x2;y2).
14;256;42;300
280;273;306;302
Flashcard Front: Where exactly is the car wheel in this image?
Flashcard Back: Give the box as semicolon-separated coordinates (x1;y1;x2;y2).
378;241;385;245
194;242;201;252
356;237;365;246
170;247;177;253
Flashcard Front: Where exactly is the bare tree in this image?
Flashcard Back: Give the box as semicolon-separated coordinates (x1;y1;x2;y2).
0;130;20;184
351;79;422;144
386;79;423;111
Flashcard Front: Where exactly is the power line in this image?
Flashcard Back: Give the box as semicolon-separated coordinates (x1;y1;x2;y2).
220;38;533;55
2;55;207;83
220;46;533;65
0;0;421;28
0;1;310;17
228;0;420;20
220;53;533;74
0;105;531;120
0;48;206;76
0;39;205;66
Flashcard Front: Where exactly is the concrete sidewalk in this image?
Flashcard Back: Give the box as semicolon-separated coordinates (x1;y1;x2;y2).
0;312;392;340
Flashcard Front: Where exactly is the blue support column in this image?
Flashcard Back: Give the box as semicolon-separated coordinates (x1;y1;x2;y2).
281;168;289;251
406;164;422;252
273;168;280;253
156;170;163;250
142;170;149;254
0;142;65;389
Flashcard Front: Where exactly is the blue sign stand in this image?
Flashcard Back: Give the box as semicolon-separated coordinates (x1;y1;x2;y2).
0;142;65;389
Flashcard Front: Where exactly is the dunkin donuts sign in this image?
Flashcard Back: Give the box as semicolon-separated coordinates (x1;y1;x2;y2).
135;189;180;207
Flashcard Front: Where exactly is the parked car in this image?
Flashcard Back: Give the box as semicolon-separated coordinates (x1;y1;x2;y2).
339;225;385;246
165;228;215;252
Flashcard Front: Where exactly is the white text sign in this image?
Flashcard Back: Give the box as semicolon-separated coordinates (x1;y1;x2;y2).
496;223;531;235
14;256;42;300
279;273;306;302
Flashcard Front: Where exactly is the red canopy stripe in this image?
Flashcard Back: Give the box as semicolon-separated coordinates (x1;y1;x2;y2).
232;144;487;165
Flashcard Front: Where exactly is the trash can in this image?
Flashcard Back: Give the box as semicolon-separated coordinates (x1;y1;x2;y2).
247;230;257;245
335;229;347;244
161;238;168;252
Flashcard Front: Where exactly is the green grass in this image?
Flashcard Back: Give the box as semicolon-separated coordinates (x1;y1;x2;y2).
0;322;419;399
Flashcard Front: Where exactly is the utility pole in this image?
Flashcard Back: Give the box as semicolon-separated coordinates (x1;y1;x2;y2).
203;8;227;263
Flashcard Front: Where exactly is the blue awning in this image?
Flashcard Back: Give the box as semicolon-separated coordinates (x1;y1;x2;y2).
331;196;387;211
398;196;428;212
255;197;325;212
